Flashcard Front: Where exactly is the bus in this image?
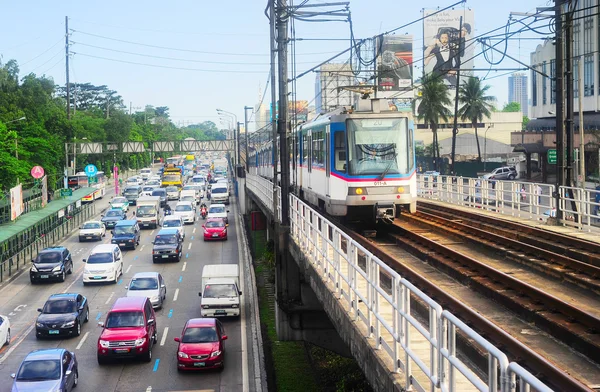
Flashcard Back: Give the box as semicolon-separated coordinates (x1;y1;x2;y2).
69;171;107;203
161;166;183;188
166;156;183;166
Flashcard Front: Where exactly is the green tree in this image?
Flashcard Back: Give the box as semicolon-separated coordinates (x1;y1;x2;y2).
457;77;496;162
522;116;530;130
502;102;521;112
417;74;452;171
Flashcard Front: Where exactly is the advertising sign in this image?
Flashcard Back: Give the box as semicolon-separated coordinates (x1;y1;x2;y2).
41;175;48;207
423;9;475;88
377;35;413;93
10;184;24;221
30;166;44;179
84;164;98;177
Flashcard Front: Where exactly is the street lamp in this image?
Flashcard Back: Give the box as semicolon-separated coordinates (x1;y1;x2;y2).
483;123;494;171
216;109;238;166
5;116;27;159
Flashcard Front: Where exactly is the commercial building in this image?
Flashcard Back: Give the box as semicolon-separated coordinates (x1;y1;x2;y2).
315;63;354;114
508;73;528;116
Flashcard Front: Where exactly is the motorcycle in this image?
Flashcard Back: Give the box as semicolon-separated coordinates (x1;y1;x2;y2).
200;205;208;219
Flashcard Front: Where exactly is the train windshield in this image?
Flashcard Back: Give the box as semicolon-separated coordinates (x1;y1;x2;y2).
346;118;411;176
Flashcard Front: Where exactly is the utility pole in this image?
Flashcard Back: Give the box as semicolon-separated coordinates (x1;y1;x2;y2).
244;106;252;171
269;0;278;218
449;16;463;175
555;0;565;221
565;8;574;190
579;58;585;187
277;0;290;227
65;16;70;120
236;121;242;170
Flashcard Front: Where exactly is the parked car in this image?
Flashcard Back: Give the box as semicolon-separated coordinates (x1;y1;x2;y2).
82;244;123;285
174;201;196;224
97;297;157;364
101;208;127;229
30;247;73;284
202;218;227;241
11;349;78;391
152;229;183;263
207;203;228;224
36;293;89;338
79;220;106;242
174;318;227;371
162;215;185;240
126;272;167;309
482;166;517;181
109;196;130;212
0;315;11;347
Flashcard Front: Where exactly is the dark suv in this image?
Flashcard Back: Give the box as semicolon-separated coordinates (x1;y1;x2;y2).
152;229;183;263
151;189;168;208
30;247;73;284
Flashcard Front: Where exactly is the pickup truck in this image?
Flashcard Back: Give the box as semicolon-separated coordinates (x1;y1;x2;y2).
198;264;241;317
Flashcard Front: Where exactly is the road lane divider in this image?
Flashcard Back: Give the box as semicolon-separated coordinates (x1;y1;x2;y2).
168;309;173;318
160;327;169;346
193;227;196;234
126;265;132;274
133;255;139;261
96;312;102;321
151;230;155;235
76;331;90;350
187;243;192;250
140;245;146;252
178;276;183;283
117;278;123;285
182;262;187;272
104;292;115;305
191;236;194;240
152;358;160;372
173;288;179;302
185;253;189;259
0;323;34;364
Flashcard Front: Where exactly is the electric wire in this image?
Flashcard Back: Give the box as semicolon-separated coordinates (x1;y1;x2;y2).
17;38;64;67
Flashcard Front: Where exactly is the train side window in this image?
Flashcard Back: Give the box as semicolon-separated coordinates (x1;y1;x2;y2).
334;131;346;172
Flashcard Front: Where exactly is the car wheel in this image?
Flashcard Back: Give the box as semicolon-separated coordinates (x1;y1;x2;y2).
75;321;81;337
68;262;73;275
60;270;66;282
73;369;78;387
84;308;89;323
5;329;10;346
143;348;152;363
78;237;84;243
97;355;108;365
153;332;158;344
508;174;515;180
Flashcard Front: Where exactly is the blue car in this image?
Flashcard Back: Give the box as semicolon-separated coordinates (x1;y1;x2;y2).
11;348;78;391
111;220;141;250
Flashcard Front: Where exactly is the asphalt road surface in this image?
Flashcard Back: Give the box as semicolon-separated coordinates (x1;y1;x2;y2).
0;190;264;392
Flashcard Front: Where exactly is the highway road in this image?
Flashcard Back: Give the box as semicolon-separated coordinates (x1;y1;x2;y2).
0;189;264;392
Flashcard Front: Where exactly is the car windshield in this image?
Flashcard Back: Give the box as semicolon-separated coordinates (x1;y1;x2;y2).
209;206;225;214
105;210;122;217
106;311;144;328
166;186;178;192
87;252;113;264
163;219;182;228
163;175;180;182
212;188;226;194
152;190;166;197
16;359;61;381
206;220;225;228
36;252;61;263
137;206;156;217
129;277;158;290
181;196;194;202
127;178;138;183
112;197;127;204
176;204;192;212
114;225;135;235
123;188;139;195
43;299;76;314
154;235;178;245
142;186;155;192
82;222;101;229
203;284;237;298
182;327;218;343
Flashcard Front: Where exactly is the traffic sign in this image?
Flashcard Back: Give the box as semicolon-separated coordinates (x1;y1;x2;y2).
547;149;557;164
30;166;44;179
84;164;98;177
60;188;73;197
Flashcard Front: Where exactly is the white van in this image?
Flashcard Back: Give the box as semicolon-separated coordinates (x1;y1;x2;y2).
140;168;153;180
210;184;229;204
82;244;123;285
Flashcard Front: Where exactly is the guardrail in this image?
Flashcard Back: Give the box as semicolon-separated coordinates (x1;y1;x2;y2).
246;173;554;392
0;203;95;283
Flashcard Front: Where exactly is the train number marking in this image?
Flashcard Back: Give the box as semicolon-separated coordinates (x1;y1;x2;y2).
373;181;387;186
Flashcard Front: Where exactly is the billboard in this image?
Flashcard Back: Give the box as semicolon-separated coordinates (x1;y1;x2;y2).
10;184;23;221
423;9;474;88
377;35;413;93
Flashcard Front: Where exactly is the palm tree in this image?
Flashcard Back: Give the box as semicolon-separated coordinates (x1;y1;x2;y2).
417;74;452;171
457;77;495;162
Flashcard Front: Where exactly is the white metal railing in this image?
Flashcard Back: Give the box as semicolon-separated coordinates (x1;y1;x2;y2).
245;174;554;391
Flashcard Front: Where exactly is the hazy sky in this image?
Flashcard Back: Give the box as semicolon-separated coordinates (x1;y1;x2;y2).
0;0;549;130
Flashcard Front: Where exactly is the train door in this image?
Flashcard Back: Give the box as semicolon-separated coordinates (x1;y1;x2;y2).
325;126;331;197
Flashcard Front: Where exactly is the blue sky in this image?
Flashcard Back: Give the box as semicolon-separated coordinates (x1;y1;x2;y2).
0;0;550;130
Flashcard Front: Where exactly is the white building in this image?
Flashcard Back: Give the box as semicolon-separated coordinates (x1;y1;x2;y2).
508;73;528;116
315;63;355;114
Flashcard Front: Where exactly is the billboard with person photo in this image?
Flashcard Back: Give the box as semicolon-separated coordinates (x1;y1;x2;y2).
423;9;474;88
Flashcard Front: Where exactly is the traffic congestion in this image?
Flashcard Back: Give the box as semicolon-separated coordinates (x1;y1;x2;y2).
0;154;257;392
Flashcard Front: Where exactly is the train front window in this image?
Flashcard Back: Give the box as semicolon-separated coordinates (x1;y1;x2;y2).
346;118;410;176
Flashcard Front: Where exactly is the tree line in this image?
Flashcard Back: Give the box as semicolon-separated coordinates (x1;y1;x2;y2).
0;59;224;192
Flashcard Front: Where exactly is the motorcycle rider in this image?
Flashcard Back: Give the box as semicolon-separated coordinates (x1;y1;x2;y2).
200;202;208;218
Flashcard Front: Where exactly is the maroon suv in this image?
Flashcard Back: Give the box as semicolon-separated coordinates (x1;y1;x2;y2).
97;297;157;364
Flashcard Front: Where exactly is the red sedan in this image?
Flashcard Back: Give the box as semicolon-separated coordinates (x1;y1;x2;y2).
174;318;227;371
203;218;227;241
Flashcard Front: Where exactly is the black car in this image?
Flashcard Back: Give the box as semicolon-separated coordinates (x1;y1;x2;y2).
152;229;183;263
151;189;168;208
30;247;73;284
36;293;89;338
101;208;127;229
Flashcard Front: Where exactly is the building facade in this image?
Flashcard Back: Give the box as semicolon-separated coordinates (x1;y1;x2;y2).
508;73;528;116
315;63;355;114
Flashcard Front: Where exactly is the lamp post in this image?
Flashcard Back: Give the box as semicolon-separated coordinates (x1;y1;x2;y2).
244;106;253;171
5;116;26;159
216;109;238;166
483;123;494;172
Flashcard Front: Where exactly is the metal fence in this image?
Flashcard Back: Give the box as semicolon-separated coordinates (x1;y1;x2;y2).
246;173;553;392
0;203;95;283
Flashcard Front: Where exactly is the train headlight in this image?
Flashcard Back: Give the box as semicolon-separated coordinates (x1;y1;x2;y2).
348;187;364;195
397;187;404;193
355;188;363;195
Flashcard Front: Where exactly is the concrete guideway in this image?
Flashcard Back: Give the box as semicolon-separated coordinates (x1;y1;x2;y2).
0;192;265;392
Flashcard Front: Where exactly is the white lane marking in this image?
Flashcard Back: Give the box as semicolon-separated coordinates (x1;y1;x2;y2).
105;292;115;305
235;207;250;392
76;331;90;350
151;230;155;235
160;327;169;346
173;288;179;302
0;324;34;364
192;227;196;234
146;387;152;392
182;262;187;272
187;243;192;250
140;244;146;252
8;304;27;316
126;265;132;274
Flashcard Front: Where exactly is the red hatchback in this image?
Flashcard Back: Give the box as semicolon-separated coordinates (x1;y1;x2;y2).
174;318;227;371
202;218;227;241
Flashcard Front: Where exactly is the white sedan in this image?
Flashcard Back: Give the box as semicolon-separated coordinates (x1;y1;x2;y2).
173;201;196;224
0;315;10;347
79;220;106;242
